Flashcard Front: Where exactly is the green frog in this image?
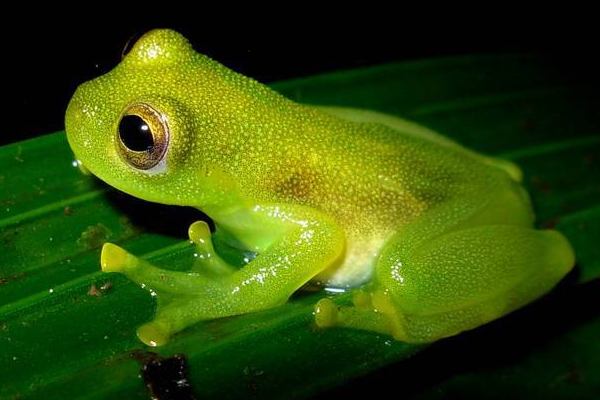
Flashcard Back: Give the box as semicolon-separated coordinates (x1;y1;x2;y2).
65;29;574;347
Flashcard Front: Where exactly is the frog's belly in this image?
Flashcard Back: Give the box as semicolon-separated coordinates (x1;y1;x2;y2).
312;233;387;288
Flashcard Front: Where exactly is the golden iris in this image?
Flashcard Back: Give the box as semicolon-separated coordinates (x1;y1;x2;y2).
117;103;169;170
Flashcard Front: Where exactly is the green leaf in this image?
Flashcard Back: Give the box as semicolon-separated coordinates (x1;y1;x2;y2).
1;54;599;399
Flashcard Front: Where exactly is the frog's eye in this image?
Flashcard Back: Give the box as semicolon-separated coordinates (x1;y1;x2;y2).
117;103;169;170
121;31;146;59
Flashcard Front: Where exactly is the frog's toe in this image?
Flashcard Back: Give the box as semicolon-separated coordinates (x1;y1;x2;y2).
101;243;135;272
314;298;338;328
137;320;171;347
188;220;238;276
315;294;401;338
188;220;211;245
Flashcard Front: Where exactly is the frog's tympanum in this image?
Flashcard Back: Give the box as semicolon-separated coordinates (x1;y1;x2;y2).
65;29;574;347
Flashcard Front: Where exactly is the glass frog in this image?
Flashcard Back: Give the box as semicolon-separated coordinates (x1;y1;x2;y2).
64;29;574;347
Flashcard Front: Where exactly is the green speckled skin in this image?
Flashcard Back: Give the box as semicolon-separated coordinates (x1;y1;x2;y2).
65;29;575;346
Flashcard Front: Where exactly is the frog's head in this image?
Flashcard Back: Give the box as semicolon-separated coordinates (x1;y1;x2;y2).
65;29;263;207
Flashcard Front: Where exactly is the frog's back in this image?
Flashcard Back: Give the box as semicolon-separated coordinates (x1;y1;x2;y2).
264;106;519;236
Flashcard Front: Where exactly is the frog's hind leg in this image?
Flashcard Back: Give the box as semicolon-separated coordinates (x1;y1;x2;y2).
315;224;575;343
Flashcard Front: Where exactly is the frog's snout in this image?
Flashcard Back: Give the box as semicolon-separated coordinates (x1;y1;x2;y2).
64;82;100;162
65;88;85;141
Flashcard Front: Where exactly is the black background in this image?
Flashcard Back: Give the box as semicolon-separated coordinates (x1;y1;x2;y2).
4;23;599;146
3;20;600;398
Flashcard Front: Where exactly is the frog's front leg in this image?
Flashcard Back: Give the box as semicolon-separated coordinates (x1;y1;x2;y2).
101;204;345;346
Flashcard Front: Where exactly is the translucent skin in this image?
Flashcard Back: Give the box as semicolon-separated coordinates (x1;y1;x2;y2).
65;29;574;346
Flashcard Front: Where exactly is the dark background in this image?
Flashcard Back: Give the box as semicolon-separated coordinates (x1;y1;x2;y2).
2;22;599;399
3;23;598;146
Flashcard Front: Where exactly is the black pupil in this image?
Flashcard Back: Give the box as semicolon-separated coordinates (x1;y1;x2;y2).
118;115;154;151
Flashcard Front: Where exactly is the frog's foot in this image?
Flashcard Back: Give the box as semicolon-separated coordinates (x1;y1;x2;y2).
314;291;404;339
100;240;231;346
99;221;235;290
101;242;218;295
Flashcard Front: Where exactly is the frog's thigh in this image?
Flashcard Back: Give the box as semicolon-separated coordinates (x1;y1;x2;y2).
381;224;575;342
317;225;574;343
